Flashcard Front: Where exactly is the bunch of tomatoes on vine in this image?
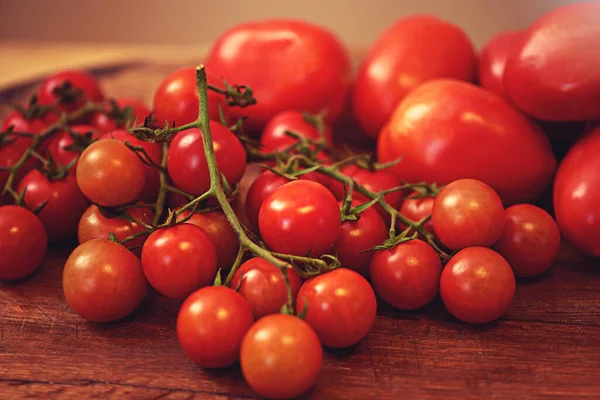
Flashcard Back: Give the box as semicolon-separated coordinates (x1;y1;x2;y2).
1;2;599;398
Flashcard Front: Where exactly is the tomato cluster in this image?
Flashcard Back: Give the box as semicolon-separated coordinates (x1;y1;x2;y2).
1;4;599;398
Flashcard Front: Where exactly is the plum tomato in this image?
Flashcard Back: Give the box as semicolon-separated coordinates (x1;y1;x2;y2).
177;286;253;368
377;80;556;205
494;204;560;277
258;180;340;257
432;179;505;250
296;268;376;348
370;239;442;310
47;125;100;168
398;191;435;235
260;110;333;153
37;70;104;115
0;205;47;280
352;15;477;139
63;239;147;322
91;98;150;132
478;30;523;100
240;314;322;399
229;258;302;319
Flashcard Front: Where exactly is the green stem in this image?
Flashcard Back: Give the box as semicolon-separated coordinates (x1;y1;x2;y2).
152;142;169;225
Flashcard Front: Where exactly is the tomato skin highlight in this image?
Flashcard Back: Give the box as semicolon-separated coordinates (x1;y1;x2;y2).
478;30;523;100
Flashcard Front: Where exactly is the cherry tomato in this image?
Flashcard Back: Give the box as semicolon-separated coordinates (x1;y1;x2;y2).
76;139;146;206
177;286;253;368
141;224;217;299
63;239;147;322
91;98;151;132
504;2;600;121
17;170;88;242
335;202;388;275
240;314;322;399
350;168;404;221
398;191;435;235
370;240;441;310
153;67;224;128
432;179;505;250
37;70;104;115
167;122;246;196
47;125;99;168
296;268;376;348
1;111;47;149
324;164;360;200
206;19;351;133
478;30;523;100
230;258;302;318
554;127;600;257
0;140;39;192
259;180;340;257
494;204;560;277
440;247;515;324
352;15;476;139
377;80;556;205
0;205;47;280
260;110;332;153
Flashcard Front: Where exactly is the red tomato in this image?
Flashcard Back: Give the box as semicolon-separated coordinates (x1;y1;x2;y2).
554;127;600;257
63;239;147;322
260;110;332;153
91;98;151;132
377;80;556;205
398;191;435;235
76;139;146;206
478;30;523;100
1;111;47;149
230;258;302;318
17;170;88;242
37;70;104;115
504;2;600;121
0;140;39;192
296;268;376;348
259;180;341;257
240;314;322;399
370;239;442;310
324;164;360;200
167;122;246;196
206;19;351;132
432;179;505;250
351;168;404;220
177;286;253;368
153;67;224;128
47;125;100;168
0;205;47;280
494;204;560;277
352;15;476;139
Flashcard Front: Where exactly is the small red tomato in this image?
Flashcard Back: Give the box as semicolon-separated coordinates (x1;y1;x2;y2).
297;268;376;348
37;70;104;115
63;239;147;323
0;140;39;191
350;168;404;220
47;125;100;168
259;180;341;257
370;240;442;310
167;122;246;196
91;98;150;132
440;247;515;324
398;191;435;235
325;164;361;200
18;170;89;242
0;205;47;280
478;30;523;100
432;179;505;250
494;204;560;277
1;111;47;149
260;110;332;153
141;224;217;299
230;258;302;318
76;139;146;206
177;286;253;368
240;314;322;399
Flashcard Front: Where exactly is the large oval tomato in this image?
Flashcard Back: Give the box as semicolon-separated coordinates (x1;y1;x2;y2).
478;30;523;100
554;127;600;257
47;125;100;168
504;2;600;121
92;98;150;132
377;80;556;205
352;15;476;139
37;70;104;115
260;110;333;153
206;19;351;132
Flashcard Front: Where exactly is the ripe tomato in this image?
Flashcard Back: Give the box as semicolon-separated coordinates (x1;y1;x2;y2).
141;224;217;299
240;314;322;399
370;240;441;310
494;204;560;277
167;122;246;196
206;19;351;133
47;125;99;168
351;168;404;220
352;15;476;139
432;179;505;250
554;127;600;257
76;139;146;206
504;2;600;121
260;110;332;153
296;268;376;348
0;205;47;280
0;140;39;191
63;239;147;322
335;202;388;275
478;30;523;100
17;170;88;242
398;191;435;235
91;98;150;132
37;70;104;115
230;258;302;318
377;80;556;205
441;247;515;324
177;286;253;368
1;111;47;149
259;180;340;257
153;67;224;128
